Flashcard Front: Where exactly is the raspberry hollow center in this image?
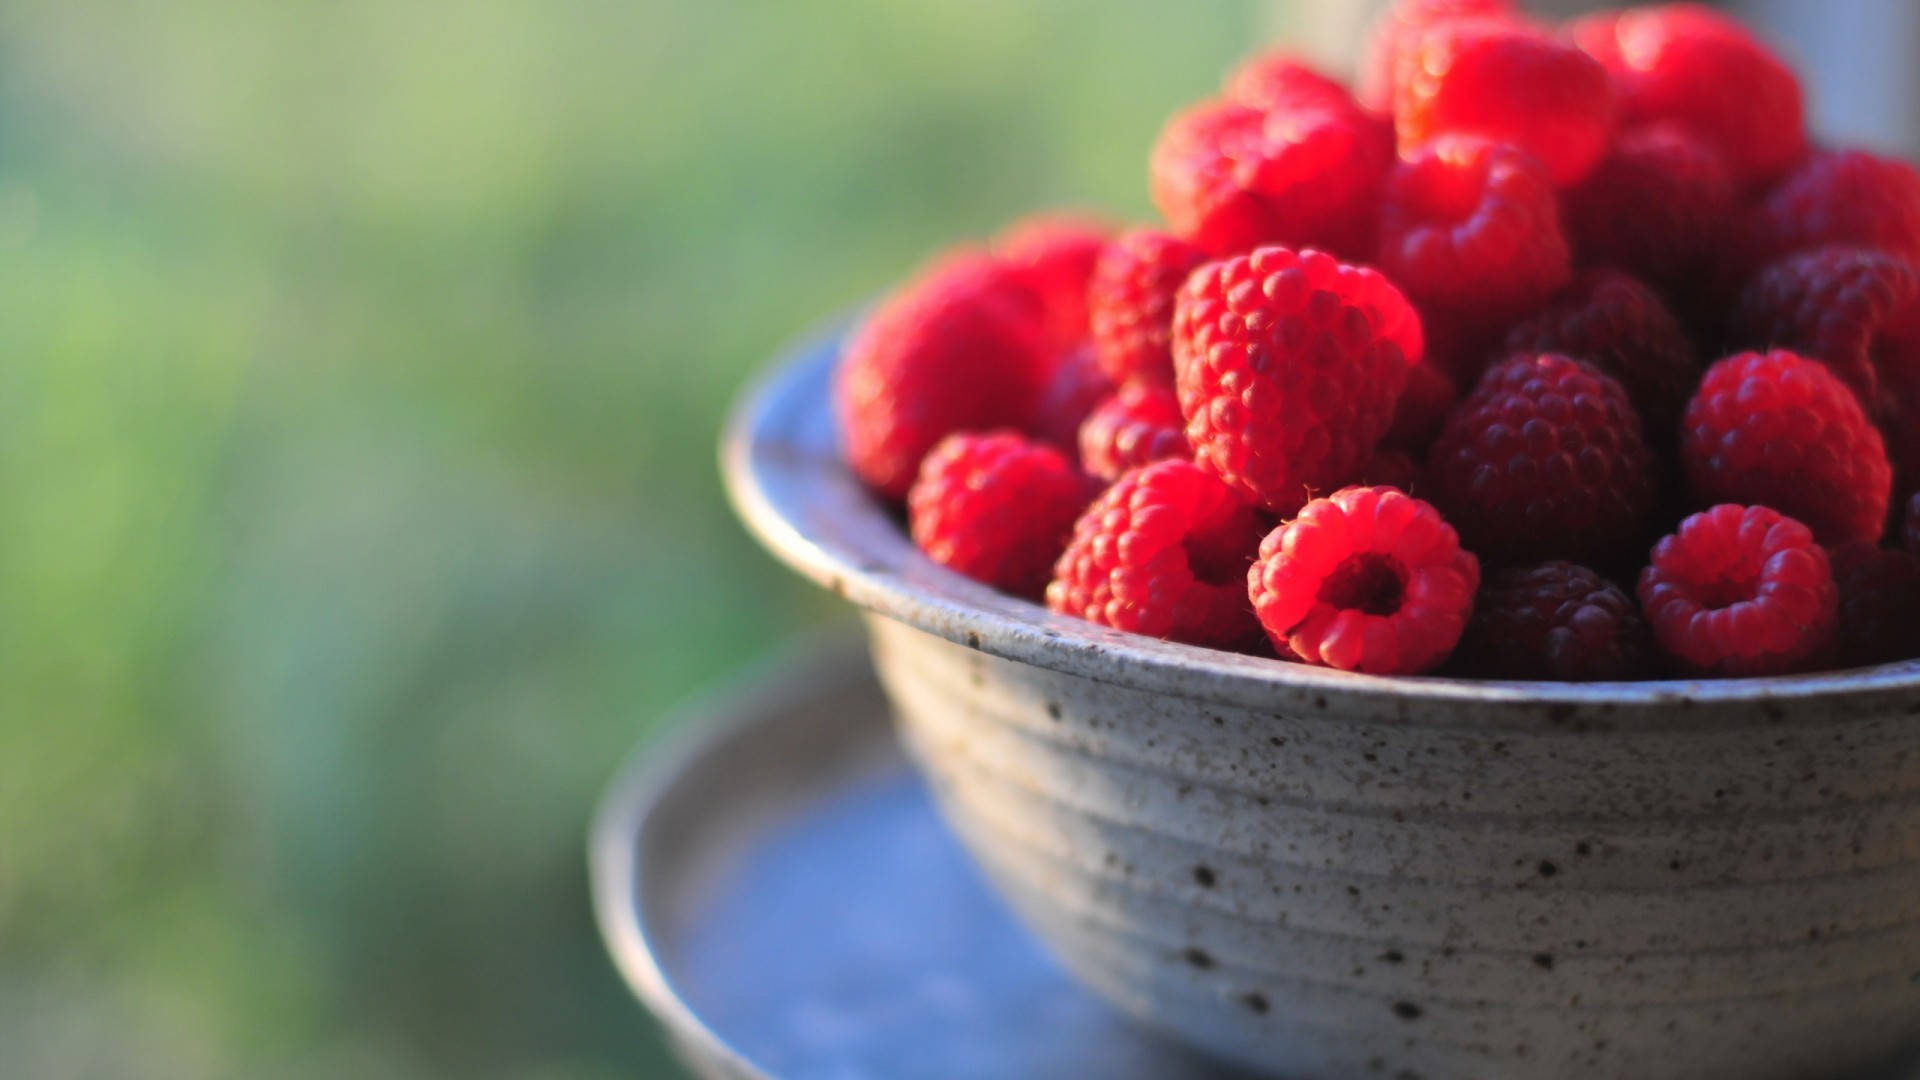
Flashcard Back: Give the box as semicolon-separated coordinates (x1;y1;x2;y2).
1691;568;1759;611
1320;552;1407;615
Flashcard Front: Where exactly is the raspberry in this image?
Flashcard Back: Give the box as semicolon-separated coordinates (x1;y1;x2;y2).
1502;269;1700;436
1680;350;1892;547
1571;4;1806;187
1563;122;1735;298
1829;542;1920;668
1224;51;1357;114
838;252;1051;498
1172;246;1416;514
1385;360;1457;452
1248;485;1480;674
907;431;1094;600
1637;504;1838;676
1394;18;1615;187
1357;0;1518;111
1727;246;1920;417
1077;383;1189;482
1150;96;1391;258
1046;459;1265;648
1429;353;1656;565
992;214;1111;351
1453;561;1656;680
1375;136;1572;355
1086;228;1210;387
1029;344;1115;455
1744;149;1920;271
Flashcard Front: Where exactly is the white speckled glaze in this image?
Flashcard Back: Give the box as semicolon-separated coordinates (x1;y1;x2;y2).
721;323;1920;1080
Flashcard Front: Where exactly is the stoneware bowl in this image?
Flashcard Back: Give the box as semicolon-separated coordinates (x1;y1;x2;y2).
721;322;1920;1080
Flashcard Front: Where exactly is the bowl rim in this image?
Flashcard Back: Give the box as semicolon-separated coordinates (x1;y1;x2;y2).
720;314;1920;726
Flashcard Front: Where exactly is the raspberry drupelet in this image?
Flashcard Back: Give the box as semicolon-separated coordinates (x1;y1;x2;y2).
1636;504;1838;677
1452;561;1656;681
1077;383;1189;482
907;431;1095;601
1248;485;1480;675
1086;228;1211;387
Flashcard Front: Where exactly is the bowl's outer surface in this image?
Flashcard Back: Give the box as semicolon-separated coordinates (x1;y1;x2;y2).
722;323;1920;1080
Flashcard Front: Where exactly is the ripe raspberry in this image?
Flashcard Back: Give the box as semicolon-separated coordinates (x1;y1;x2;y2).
1385;361;1457;452
1029;344;1115;455
1150;96;1391;258
838;253;1050;498
1077;383;1189;482
1357;0;1518;111
1430;353;1656;565
1563;122;1735;298
1727;246;1920;417
1394;18;1615;187
1047;459;1265;648
1224;51;1357;113
1744;149;1920;272
1375;136;1571;353
1086;228;1210;387
1680;350;1892;547
994;214;1112;350
907;431;1093;600
1502;269;1700;436
1571;4;1806;187
1637;504;1838;677
1172;246;1416;514
1828;542;1920;668
1453;561;1656;680
1248;485;1480;674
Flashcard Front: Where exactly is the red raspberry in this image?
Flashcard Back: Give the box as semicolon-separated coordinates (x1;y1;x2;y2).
994;214;1112;350
1046;459;1265;648
1248;485;1480;674
1829;542;1920;668
1028;344;1115;456
1453;561;1656;680
1385;360;1457;452
1680;350;1892;547
1429;353;1656;565
907;431;1093;600
1637;504;1838;676
1563;122;1735;298
1743;149;1920;274
1224;51;1357;113
1357;0;1518;111
1727;246;1920;417
1394;18;1615;187
1077;383;1189;482
1172;246;1416;514
1150;96;1391;258
838;253;1050;498
1086;228;1211;387
1375;136;1571;357
1571;4;1806;187
1502;269;1700;436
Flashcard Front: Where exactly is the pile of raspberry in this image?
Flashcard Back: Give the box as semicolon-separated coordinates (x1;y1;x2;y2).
834;0;1920;680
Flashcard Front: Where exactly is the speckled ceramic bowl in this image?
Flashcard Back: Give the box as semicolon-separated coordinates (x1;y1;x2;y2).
721;322;1920;1080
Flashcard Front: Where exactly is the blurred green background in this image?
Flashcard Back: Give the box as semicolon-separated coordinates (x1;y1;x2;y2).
0;2;1288;1077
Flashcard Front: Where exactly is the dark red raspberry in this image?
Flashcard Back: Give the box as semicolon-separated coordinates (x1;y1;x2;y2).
1224;51;1357;114
1430;353;1656;566
1394;18;1615;187
1680;350;1892;547
994;214;1112;349
1086;228;1210;387
1077;383;1189;482
1376;136;1571;356
838;253;1050;498
1047;459;1265;647
1172;246;1416;514
1502;269;1700;436
1563;122;1735;298
1727;246;1920;417
1028;344;1116;457
1637;504;1838;676
1572;4;1806;187
1745;149;1920;272
1150;96;1391;258
1828;542;1920;668
1453;561;1656;680
1248;485;1480;674
1385;360;1456;453
907;431;1093;600
1357;0;1518;111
